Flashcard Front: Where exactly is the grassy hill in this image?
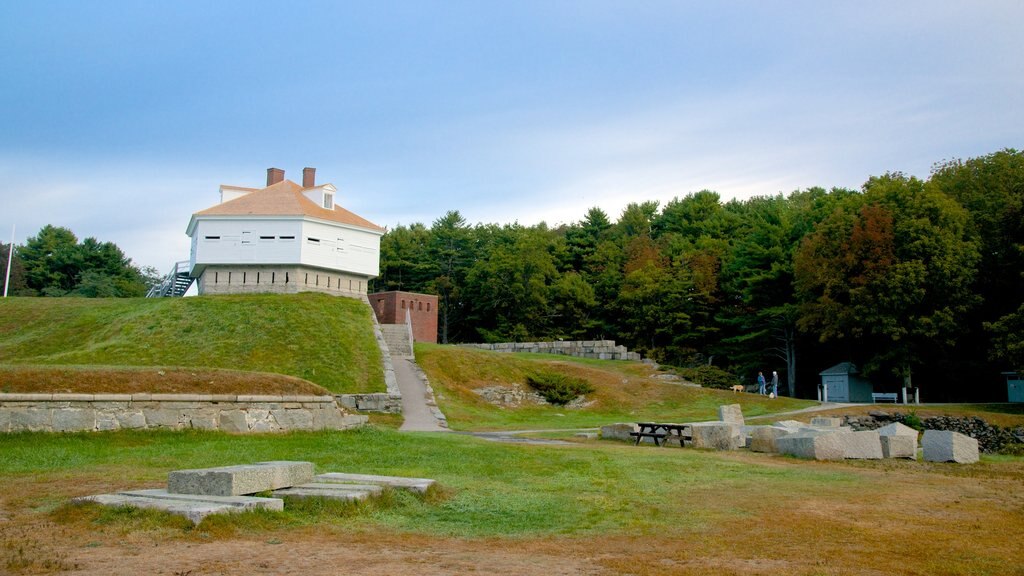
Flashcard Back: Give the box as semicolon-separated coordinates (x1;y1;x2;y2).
416;344;819;430
0;293;383;395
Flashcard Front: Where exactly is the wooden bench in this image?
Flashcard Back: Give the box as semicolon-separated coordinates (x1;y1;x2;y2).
872;392;898;403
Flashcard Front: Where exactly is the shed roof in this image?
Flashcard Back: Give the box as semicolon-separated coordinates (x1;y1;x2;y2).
819;362;859;376
192;179;384;232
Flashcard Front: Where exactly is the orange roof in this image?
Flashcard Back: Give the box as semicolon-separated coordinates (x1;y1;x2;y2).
194;180;384;232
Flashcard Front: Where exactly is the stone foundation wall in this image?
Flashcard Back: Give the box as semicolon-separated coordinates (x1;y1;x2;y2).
0;393;367;433
197;265;370;298
459;340;642;361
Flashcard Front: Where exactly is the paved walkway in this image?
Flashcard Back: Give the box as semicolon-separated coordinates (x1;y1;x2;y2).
393;357;448;432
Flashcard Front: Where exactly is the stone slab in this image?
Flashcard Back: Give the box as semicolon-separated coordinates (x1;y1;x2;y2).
718;404;744;426
77;489;283;524
749;426;793;453
810;416;843;428
922;430;979;463
600;423;639;442
876;422;919;437
881;434;918;459
835;430;883;459
689;422;741;450
314;473;436;494
273;483;382;501
168;461;314;496
776;431;845;461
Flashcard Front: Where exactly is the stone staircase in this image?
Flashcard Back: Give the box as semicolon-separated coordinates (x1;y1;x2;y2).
79;461;437;523
380;323;413;358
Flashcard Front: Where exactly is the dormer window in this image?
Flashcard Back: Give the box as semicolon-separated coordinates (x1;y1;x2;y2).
323;193;334;210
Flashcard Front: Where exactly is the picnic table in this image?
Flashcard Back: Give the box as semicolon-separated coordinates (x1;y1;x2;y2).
630;422;692;447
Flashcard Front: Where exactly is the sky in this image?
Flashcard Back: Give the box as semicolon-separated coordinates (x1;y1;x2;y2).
2;1;1022;272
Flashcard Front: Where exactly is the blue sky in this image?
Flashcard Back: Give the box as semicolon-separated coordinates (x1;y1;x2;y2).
2;1;1022;272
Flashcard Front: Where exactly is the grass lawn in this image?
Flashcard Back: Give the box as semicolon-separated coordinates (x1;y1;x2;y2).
1;428;1022;575
416;344;819;431
0;293;383;394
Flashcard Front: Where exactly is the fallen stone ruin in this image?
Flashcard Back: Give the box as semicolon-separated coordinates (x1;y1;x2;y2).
600;404;982;464
78;461;436;523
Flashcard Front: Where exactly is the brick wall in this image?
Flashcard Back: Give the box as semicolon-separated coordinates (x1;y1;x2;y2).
370;291;438;343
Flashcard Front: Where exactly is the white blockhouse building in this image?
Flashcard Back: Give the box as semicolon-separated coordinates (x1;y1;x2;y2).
186;167;385;297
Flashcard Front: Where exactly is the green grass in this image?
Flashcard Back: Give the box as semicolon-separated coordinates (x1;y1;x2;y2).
0;293;383;394
416;344;818;431
1;428;862;538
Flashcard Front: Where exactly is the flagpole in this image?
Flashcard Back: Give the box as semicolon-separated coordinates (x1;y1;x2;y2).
4;224;14;297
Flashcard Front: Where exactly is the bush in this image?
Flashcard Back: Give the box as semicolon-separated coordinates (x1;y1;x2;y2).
901;410;924;431
674;365;739;390
526;373;595;405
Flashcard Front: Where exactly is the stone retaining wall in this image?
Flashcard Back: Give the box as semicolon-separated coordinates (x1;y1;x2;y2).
0;393;367;433
336;393;402;413
459;340;643;361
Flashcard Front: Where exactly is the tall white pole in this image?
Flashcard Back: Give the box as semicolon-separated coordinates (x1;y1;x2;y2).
3;224;14;298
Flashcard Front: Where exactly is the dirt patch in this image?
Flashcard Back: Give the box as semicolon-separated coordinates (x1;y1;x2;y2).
4;456;1023;575
0;366;328;396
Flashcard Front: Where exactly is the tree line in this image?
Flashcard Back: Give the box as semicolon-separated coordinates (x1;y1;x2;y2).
1;225;156;298
372;149;1023;401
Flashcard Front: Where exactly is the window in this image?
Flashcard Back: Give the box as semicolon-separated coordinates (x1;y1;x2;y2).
205;236;220;240
280;236;295;240
259;235;274;241
307;237;320;245
323;194;334;209
427;302;431;312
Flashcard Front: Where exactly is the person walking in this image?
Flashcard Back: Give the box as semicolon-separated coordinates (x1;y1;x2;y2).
757;371;766;395
771;371;779;398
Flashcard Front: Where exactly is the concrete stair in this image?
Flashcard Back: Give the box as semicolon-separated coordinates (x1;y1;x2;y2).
380;324;413;358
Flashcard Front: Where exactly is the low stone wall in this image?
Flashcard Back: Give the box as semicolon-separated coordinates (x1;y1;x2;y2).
336;393;402;413
0;393;367;433
459;340;642;361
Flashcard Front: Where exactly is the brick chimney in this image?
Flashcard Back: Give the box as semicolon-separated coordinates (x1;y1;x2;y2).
302;167;316;188
267;167;285;186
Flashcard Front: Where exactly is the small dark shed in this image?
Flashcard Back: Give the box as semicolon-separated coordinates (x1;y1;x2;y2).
818;362;874;403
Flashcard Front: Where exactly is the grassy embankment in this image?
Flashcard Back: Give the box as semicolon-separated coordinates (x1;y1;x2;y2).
415;343;818;431
0;293;383;395
2;428;1023;574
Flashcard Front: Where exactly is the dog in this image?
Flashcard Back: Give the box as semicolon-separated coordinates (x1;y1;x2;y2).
730;385;745;393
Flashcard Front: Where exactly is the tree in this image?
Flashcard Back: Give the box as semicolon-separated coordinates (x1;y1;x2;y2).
14;225;147;297
794;174;980;394
0;242;31;296
376;223;432;292
18;225;81;295
464;225;559;341
930;149;1024;374
427;211;472;343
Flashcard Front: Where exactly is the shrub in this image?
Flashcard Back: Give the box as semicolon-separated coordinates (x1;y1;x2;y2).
526;373;595;405
674;365;739;390
901;410;924;431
